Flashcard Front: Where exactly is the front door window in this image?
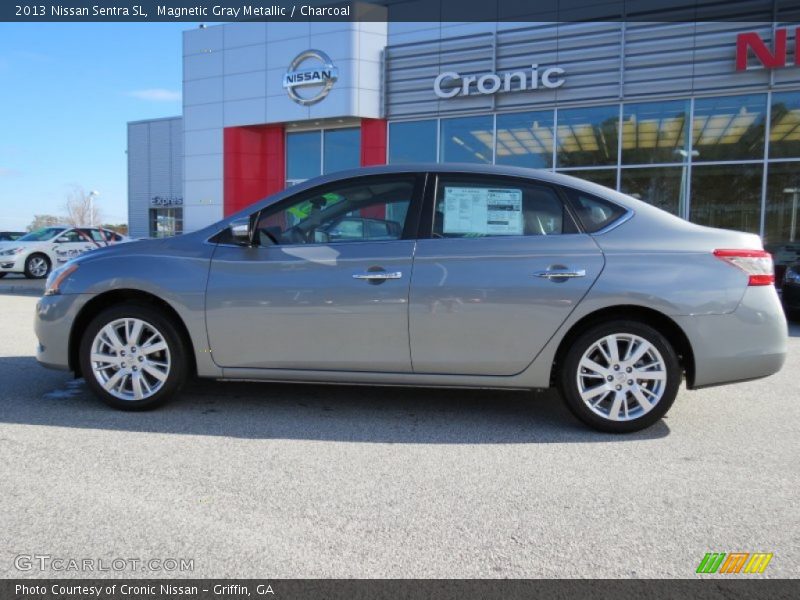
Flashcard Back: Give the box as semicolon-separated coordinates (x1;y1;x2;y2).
256;177;414;246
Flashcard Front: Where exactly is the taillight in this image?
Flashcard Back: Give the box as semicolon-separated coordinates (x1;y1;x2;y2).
713;249;774;286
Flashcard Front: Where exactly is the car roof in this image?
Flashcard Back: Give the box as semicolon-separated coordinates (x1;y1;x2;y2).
280;163;643;211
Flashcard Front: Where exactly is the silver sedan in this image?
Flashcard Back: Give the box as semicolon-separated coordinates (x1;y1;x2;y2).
34;165;787;432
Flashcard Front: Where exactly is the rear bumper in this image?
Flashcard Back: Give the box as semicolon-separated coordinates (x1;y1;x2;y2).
675;285;788;388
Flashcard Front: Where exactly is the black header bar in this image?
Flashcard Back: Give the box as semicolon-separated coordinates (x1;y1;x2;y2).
3;0;800;22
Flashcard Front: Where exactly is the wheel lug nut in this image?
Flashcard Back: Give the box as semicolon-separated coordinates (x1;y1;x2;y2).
613;365;620;370
615;385;622;391
138;356;144;362
627;380;633;385
121;363;126;368
607;376;613;382
626;367;632;373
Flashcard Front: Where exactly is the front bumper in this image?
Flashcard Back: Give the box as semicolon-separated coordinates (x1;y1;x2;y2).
0;253;25;273
675;285;788;388
35;293;92;371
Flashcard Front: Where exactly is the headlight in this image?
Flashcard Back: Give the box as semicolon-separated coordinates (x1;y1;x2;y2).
0;247;24;256
44;264;79;296
784;268;800;284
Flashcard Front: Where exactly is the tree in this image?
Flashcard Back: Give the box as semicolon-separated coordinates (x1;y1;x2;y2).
63;185;102;227
28;214;61;232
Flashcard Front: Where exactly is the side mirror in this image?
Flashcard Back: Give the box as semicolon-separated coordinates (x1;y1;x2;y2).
229;217;252;246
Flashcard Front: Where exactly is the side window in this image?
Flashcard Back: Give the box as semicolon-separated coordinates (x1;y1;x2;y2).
255;177;416;246
563;188;627;233
59;230;84;243
433;177;571;238
88;229;107;242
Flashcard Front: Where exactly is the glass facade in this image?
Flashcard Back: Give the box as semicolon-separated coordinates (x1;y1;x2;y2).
323;128;360;175
440;115;493;164
765;162;800;266
621;100;690;165
690;164;763;234
620;167;683;215
286;131;321;184
389;120;437;163
387;90;800;269
149;208;183;238
286;127;361;185
495;111;554;168
556;105;619;167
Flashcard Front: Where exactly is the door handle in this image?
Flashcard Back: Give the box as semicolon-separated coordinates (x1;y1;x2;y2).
352;271;403;281
533;268;586;279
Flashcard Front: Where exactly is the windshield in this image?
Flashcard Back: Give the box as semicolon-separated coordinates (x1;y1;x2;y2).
17;227;66;242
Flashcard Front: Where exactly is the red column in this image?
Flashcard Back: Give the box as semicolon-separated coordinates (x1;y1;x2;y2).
223;124;285;216
360;118;387;166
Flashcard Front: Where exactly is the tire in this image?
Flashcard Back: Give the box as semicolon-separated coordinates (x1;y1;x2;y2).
79;303;188;410
24;253;51;279
558;320;681;433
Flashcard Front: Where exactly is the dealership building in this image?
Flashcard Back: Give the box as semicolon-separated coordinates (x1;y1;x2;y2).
128;8;800;265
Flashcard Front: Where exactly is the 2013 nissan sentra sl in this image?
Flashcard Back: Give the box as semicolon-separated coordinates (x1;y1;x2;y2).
34;165;788;433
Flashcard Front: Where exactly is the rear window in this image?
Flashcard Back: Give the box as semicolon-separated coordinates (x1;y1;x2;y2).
564;188;628;233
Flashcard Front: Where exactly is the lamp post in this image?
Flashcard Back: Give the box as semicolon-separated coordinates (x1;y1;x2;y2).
675;148;699;220
783;187;799;242
88;190;99;227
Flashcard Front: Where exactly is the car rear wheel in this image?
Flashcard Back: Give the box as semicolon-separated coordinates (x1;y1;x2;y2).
24;253;51;279
79;303;187;410
558;320;681;433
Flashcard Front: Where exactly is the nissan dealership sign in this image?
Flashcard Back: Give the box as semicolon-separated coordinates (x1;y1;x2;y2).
434;64;565;98
283;49;339;106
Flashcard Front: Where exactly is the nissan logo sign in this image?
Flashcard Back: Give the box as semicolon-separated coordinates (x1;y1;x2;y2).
283;49;339;106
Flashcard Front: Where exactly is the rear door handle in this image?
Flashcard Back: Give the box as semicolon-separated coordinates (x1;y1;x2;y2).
352;271;403;281
533;268;586;279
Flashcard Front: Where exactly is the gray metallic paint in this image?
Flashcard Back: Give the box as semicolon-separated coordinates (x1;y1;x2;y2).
35;164;788;393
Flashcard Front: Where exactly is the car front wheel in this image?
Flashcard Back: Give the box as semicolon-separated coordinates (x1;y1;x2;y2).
558;320;681;433
79;303;187;410
24;253;51;279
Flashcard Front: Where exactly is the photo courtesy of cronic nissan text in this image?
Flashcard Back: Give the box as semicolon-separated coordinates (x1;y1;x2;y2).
0;1;798;599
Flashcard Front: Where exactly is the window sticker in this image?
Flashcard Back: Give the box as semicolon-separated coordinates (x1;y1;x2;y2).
443;187;523;235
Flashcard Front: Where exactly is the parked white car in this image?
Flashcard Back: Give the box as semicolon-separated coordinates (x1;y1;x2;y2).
0;226;129;279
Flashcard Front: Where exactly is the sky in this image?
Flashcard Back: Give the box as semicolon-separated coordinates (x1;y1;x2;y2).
0;22;200;230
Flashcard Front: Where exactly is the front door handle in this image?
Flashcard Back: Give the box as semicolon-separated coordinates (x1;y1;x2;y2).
533;268;587;280
352;271;403;281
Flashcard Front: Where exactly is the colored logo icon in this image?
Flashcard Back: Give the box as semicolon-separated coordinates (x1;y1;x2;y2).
696;552;773;574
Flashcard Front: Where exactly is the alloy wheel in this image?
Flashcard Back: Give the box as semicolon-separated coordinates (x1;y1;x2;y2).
89;318;171;401
576;333;668;422
28;256;49;277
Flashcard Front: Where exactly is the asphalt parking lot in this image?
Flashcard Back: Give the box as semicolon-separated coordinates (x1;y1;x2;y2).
0;284;798;578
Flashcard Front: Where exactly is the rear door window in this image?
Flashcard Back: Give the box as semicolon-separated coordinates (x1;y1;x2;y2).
431;175;576;238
